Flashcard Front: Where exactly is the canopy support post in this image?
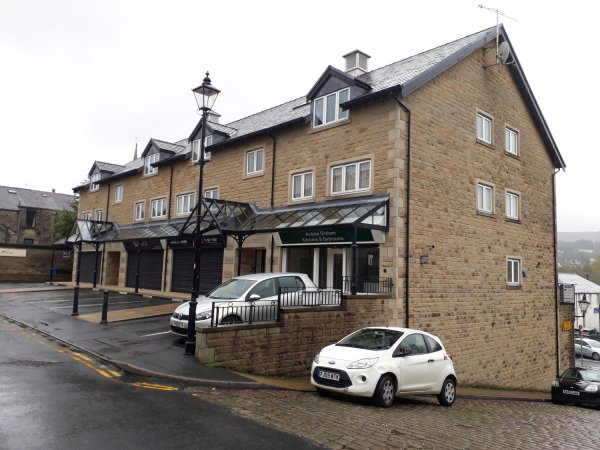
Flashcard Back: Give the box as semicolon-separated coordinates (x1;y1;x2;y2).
49;248;55;283
134;243;141;294
93;243;100;288
72;242;82;316
351;227;358;295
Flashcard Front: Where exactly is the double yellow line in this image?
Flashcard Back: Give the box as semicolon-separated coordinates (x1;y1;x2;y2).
69;352;122;379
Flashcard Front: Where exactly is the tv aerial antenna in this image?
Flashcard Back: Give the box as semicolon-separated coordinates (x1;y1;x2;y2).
478;4;518;69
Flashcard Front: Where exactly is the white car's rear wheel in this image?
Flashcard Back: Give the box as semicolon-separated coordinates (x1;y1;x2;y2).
373;375;395;408
437;377;456;407
593;352;600;361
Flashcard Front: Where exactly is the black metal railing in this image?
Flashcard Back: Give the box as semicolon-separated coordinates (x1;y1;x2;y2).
278;287;342;307
342;276;394;295
210;299;280;327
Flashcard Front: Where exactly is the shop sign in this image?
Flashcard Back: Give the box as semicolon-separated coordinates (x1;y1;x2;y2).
562;321;571;332
169;235;224;249
277;229;379;246
123;239;164;252
0;248;26;258
561;284;575;305
63;250;71;258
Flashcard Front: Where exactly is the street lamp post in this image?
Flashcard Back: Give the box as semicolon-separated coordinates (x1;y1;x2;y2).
185;72;220;356
578;294;590;367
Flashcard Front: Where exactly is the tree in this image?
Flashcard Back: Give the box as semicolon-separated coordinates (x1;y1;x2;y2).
52;198;78;242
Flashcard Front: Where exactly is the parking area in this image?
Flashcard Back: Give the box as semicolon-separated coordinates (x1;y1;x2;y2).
190;387;600;449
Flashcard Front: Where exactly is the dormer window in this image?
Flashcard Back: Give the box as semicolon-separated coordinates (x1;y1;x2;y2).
193;136;213;163
90;173;100;191
313;88;350;128
144;154;159;175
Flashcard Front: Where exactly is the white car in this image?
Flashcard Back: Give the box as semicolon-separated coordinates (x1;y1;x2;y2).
311;327;457;407
170;272;315;335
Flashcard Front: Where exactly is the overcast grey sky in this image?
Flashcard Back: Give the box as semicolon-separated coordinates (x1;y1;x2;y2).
0;1;595;231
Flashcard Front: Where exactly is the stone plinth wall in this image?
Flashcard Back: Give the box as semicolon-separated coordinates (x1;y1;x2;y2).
196;296;389;378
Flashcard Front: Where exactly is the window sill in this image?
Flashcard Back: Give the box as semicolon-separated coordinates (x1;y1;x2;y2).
506;217;521;224
243;171;265;180
326;190;373;201
114;201;123;205
505;151;521;161
143;172;159;179
287;198;315;206
309;118;351;135
507;285;522;290
476;138;494;149
476;211;496;219
150;216;167;221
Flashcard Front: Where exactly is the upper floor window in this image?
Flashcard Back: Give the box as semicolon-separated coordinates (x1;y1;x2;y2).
95;210;103;222
292;172;313;201
247;149;264;175
477;113;492;144
82;212;92;220
25;209;36;227
477;182;493;214
144;154;159;175
176;193;195;216
204;189;218;199
114;185;123;203
192;135;213;163
151;198;166;219
331;160;371;195
505;128;518;155
90;173;100;191
506;191;519;220
313;88;350;127
134;202;145;221
507;258;521;285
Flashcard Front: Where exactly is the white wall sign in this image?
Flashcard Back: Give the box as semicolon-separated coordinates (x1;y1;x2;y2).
562;284;575;304
0;249;27;258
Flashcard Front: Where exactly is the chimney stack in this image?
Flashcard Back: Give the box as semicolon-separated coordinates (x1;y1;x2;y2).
343;50;370;77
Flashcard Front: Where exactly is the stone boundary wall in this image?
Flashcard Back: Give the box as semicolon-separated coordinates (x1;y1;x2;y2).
196;296;389;378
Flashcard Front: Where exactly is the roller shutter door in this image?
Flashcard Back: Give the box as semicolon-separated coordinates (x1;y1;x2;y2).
171;248;223;295
126;250;163;291
79;252;102;284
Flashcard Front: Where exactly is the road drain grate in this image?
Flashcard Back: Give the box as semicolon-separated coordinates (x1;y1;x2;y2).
1;360;60;367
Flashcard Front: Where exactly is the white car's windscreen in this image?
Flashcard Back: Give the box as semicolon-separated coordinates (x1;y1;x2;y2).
207;279;256;299
336;329;404;351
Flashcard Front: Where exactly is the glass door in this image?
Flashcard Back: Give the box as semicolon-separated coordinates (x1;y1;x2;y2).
327;249;345;291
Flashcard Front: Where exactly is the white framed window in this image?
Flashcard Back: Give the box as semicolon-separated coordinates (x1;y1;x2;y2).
134;202;145;221
82;212;92;220
331;160;371;195
507;258;521;285
192;136;213;163
95;210;103;221
292;172;313;200
90;173;100;191
477;183;493;213
144;153;159;175
246;149;264;175
204;189;218;199
114;185;123;203
477;113;492;144
313;88;350;127
176;193;195;215
506;192;519;219
505;128;518;155
151;198;167;219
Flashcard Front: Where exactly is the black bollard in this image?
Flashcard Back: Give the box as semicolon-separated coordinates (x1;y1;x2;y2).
100;290;109;324
72;286;79;316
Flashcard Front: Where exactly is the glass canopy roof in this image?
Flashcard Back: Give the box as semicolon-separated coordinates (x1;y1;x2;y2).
65;220;117;244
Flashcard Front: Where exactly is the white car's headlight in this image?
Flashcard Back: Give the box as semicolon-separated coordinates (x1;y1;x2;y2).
314;354;319;364
585;385;599;392
196;310;212;320
347;358;379;369
552;381;559;387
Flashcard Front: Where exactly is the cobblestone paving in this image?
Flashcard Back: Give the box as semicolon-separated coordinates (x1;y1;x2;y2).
189;387;600;449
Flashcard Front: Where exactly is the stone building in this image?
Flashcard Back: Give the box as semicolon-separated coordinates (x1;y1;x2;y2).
0;186;75;282
72;25;573;390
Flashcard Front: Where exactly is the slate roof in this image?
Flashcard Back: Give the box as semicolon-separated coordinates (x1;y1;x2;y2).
96;161;125;173
0;186;75;212
152;139;186;153
558;274;600;294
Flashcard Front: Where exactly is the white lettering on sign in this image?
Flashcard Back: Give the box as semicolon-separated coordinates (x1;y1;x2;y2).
0;249;27;258
301;231;347;244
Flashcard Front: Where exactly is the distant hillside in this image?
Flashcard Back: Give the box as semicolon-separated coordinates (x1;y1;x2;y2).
558;232;600;242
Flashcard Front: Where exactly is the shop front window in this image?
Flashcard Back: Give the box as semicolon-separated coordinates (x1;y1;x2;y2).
286;248;314;281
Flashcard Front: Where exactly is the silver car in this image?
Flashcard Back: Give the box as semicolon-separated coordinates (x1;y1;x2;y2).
574;338;600;361
170;272;315;335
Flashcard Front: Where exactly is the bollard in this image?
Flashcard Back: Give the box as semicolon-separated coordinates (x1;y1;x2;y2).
71;286;79;316
100;290;109;324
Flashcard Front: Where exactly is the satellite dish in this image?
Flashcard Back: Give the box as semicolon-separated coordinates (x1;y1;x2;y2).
498;41;511;65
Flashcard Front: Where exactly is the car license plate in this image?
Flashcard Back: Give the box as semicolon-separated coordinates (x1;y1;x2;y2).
563;390;580;396
318;371;340;381
179;323;186;328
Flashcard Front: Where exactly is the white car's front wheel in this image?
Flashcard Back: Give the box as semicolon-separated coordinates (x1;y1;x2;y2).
373;375;396;408
437;377;456;407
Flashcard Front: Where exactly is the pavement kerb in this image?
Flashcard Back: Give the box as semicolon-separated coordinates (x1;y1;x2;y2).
0;312;553;401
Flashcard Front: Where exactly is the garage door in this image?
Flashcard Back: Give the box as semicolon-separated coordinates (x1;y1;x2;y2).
171;248;224;295
126;250;164;291
79;252;102;284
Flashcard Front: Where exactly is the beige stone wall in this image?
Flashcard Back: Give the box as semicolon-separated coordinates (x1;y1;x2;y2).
196;296;388;377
